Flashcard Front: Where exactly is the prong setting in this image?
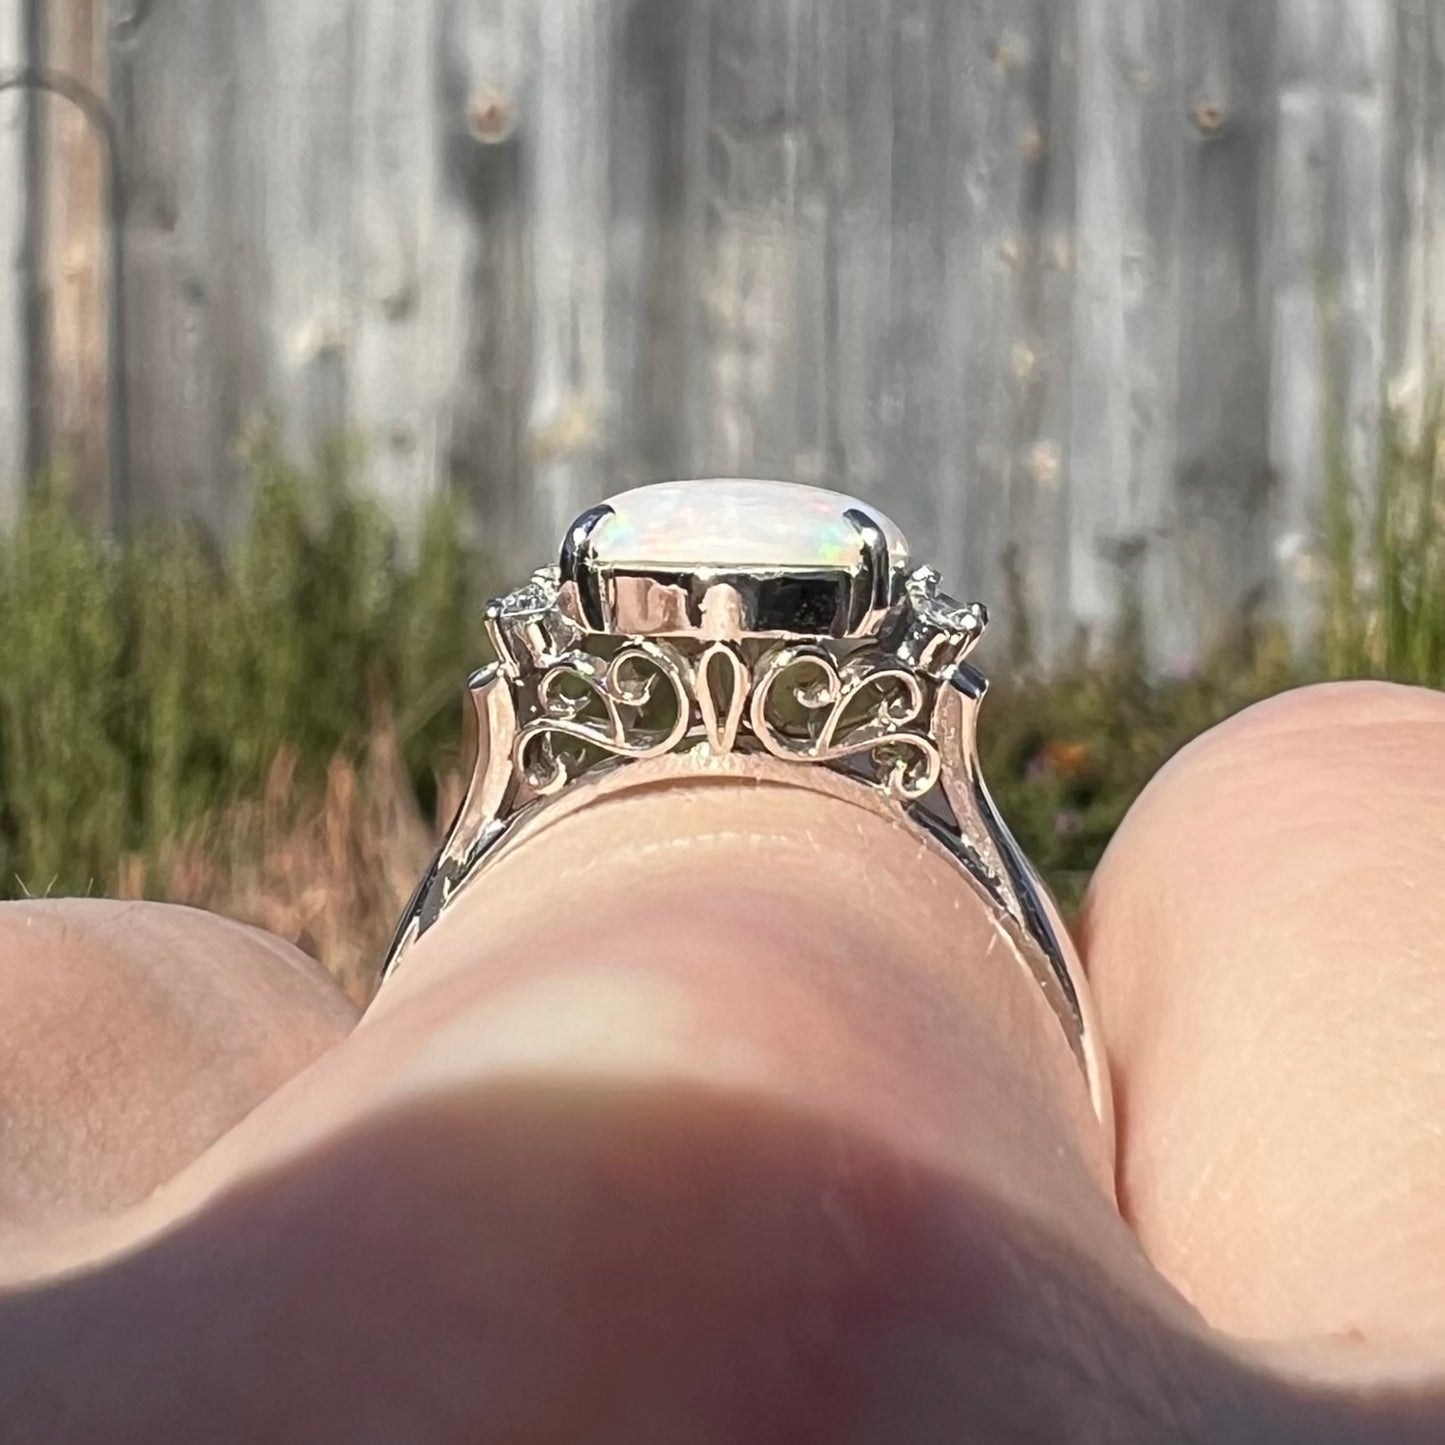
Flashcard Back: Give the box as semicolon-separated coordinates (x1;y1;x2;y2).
559;503;614;631
842;506;893;632
485;567;579;676
891;567;988;677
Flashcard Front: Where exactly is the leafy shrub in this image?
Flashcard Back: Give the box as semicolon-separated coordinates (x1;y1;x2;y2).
0;439;487;900
1;400;1441;970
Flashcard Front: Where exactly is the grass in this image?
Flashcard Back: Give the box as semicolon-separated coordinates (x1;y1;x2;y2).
1;404;1441;989
0;438;486;995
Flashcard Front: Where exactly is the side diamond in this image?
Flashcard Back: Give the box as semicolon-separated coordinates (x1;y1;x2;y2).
892;570;988;674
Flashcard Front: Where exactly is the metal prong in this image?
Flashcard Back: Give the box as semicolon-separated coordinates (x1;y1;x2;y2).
948;660;989;702
468;660;502;693
484;599;518;676
559;503;614;631
843;507;892;631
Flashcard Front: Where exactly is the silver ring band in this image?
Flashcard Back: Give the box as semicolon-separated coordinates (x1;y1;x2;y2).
381;480;1114;1153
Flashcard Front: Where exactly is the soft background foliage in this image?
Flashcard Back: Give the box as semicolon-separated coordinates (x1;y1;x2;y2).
1;409;1441;998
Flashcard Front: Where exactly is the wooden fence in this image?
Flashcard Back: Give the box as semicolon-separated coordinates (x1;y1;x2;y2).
2;0;1443;663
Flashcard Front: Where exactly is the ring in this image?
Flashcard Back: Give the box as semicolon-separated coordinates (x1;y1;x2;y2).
381;479;1113;1146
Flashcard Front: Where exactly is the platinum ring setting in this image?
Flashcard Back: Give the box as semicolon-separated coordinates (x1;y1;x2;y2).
382;479;1113;1146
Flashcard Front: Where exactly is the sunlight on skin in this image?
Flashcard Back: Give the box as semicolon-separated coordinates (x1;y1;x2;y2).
1083;682;1445;1348
0;684;1441;1441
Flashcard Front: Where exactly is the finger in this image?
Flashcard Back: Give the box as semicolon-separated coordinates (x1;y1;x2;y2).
155;772;1114;1221
1081;682;1445;1352
0;900;356;1227
7;774;1430;1442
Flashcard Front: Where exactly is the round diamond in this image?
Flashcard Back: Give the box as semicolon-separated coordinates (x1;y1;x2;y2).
907;573;987;636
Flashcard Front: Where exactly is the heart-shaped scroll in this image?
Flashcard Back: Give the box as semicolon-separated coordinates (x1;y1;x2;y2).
749;645;941;800
515;641;690;794
694;643;750;754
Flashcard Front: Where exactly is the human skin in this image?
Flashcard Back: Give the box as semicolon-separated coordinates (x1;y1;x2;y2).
0;681;1441;1442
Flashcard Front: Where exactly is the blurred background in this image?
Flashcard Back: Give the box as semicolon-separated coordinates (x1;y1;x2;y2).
0;0;1442;993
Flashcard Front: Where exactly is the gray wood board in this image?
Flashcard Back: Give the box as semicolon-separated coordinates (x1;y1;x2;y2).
1;0;1442;664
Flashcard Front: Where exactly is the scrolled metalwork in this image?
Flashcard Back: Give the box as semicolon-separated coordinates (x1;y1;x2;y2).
514;641;690;794
748;645;942;800
693;642;751;754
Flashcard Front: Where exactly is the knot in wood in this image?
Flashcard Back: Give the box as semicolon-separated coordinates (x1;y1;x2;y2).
1191;99;1227;137
468;88;517;145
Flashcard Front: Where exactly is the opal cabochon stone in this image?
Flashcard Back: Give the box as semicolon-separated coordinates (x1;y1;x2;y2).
590;479;910;575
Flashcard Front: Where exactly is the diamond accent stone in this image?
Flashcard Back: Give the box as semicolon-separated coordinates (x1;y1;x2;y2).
496;567;561;619
891;571;988;674
906;571;987;637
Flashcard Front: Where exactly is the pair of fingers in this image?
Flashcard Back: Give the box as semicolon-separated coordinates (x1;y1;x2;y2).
0;681;1441;1441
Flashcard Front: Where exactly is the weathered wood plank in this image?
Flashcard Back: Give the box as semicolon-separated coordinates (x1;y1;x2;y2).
872;0;948;562
604;0;701;490
690;0;811;480
937;1;1062;651
0;0;25;526
525;0;614;543
1388;0;1445;439
39;0;107;512
1069;0;1184;650
1332;0;1393;509
4;0;1444;663
1269;0;1354;642
432;0;536;563
349;0;443;523
254;1;360;460
109;1;244;531
826;0;898;508
1169;0;1277;658
1007;1;1079;664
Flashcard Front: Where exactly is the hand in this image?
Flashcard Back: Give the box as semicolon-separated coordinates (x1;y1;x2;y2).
1;682;1441;1443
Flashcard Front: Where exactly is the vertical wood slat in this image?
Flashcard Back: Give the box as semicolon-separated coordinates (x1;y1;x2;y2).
1387;1;1445;441
434;0;535;564
940;1;1060;641
692;0;808;481
257;1;360;460
40;0;107;512
1269;0;1333;641
1006;3;1079;663
110;3;241;531
1169;0;1277;653
350;0;443;524
4;0;1444;662
827;0;896;507
1069;0;1184;651
0;0;25;526
526;0;613;543
1332;0;1393;503
874;0;947;559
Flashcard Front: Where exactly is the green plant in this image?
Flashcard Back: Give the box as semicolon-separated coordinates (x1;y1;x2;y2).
0;474;128;893
3;397;1444;969
986;394;1445;910
1323;394;1445;686
982;625;1297;911
0;444;489;900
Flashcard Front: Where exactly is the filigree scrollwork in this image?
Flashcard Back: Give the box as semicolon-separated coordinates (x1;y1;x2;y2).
515;641;690;795
694;643;751;754
749;646;942;800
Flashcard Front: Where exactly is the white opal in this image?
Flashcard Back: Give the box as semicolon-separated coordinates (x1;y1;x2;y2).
590;479;909;573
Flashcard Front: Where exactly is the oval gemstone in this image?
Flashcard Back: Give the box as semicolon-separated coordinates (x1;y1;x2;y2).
589;479;909;574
